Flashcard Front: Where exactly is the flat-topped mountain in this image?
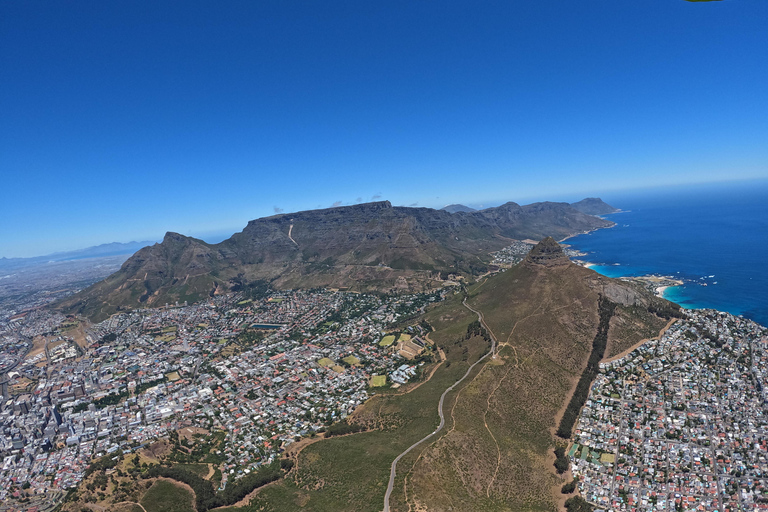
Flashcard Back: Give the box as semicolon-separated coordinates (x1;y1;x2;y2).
569;197;619;215
56;199;614;321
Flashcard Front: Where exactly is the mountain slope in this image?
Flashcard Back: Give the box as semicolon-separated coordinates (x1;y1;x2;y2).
240;238;678;512
56;201;614;321
398;238;675;511
569;197;619;215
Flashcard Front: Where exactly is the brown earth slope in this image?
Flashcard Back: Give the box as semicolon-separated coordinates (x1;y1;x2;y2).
397;238;673;511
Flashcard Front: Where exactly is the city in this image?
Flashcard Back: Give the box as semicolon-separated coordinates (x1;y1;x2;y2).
0;288;444;511
571;309;768;511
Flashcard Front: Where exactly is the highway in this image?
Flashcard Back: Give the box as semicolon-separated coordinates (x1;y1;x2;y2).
383;297;496;512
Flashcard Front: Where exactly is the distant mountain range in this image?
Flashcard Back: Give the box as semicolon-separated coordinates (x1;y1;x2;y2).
56;199;616;321
443;198;618;216
0;241;156;271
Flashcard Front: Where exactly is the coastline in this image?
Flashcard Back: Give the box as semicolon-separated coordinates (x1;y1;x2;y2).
561;188;768;327
573;258;684;299
558;223;616;244
557;209;625;244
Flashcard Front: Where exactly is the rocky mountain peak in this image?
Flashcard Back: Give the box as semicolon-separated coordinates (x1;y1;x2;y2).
162;232;190;244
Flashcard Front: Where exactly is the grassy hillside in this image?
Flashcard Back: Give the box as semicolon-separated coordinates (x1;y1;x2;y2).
212;247;672;511
141;480;195;512
231;293;489;512
392;245;673;511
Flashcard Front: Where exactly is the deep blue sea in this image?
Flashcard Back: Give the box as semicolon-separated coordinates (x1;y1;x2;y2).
564;179;768;327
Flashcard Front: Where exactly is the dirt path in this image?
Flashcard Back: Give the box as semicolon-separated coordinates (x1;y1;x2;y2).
208;479;283;510
484;362;513;497
603;318;677;363
110;502;148;512
383;299;497;512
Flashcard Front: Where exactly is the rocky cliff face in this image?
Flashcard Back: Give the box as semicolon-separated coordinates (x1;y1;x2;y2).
57;200;615;320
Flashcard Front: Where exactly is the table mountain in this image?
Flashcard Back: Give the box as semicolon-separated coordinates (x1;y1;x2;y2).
56;200;614;321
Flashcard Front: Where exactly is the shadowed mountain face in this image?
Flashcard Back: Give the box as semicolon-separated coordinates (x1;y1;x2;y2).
56;200;614;321
441;204;476;213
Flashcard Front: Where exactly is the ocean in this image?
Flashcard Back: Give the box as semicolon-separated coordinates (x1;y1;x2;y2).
564;179;768;327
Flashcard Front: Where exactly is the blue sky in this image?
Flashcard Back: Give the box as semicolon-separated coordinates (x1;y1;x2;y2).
2;1;767;257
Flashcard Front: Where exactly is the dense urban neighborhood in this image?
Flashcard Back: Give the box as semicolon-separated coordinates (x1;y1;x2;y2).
571;309;768;511
3;243;768;512
0;288;442;511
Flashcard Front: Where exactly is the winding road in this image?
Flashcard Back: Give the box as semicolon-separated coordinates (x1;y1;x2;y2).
382;298;497;512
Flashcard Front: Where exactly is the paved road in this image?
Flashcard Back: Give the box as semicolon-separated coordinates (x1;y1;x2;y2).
1;337;31;399
383;298;497;512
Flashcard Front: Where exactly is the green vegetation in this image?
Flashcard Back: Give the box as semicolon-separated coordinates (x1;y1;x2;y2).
392;251;670;511
100;332;117;343
166;430;226;464
564;496;594;512
370;375;387;387
240;320;489;512
84;452;121;477
554;446;570;474
143;460;286;512
324;420;365;437
173;463;210;478
561;478;578;494
140;480;195;512
379;335;396;347
231;278;273;301
93;389;129;409
341;355;360;365
135;377;167;396
557;296;616;439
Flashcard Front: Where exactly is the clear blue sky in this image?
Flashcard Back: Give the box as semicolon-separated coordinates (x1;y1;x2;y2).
2;1;767;257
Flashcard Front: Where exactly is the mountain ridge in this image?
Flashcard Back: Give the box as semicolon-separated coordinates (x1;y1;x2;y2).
56;199;615;321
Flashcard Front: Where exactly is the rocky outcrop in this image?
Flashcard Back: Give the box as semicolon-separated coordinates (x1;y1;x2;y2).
523;237;571;267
